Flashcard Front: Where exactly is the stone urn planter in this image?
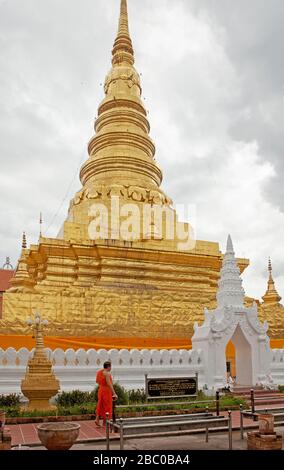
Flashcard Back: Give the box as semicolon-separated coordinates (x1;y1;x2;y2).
37;422;80;450
247;432;283;450
247;413;283;450
258;414;274;434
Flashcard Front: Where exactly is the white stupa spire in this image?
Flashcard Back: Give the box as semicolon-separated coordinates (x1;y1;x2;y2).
226;234;234;253
216;235;245;308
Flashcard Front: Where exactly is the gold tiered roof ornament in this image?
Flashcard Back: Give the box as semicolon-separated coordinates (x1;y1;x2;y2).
262;258;282;305
21;313;60;410
8;232;35;292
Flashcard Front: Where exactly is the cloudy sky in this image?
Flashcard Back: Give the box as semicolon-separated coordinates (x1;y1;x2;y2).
0;0;283;299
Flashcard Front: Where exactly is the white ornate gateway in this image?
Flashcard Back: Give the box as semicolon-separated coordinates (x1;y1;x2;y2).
192;235;272;389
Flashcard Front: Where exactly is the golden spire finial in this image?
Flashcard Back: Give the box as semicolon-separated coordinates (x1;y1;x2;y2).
268;257;272;276
27;313;49;359
118;0;129;34
262;258;282;305
22;232;27;249
39;212;43;238
112;0;134;66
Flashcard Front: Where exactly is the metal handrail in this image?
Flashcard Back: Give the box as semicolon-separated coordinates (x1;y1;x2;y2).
116;399;216;409
253;396;284;401
106;410;232;450
114;392;221;418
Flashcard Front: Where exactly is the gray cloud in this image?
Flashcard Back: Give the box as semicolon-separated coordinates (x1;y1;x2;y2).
188;0;284;209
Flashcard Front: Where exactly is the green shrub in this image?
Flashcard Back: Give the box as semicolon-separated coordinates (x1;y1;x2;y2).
197;390;214;401
2;406;21;418
56;383;128;407
128;389;146;404
56;390;90;407
19;388;216;412
93;383;128;405
88;390;97;403
76;404;96;415
220;396;245;407
279;385;284;393
58;407;72;416
2;395;245;419
21;409;57;418
0;394;21;407
3;407;56;418
113;383;128;405
93;386;98;402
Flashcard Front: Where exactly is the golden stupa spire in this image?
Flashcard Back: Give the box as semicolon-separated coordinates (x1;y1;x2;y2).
22;231;27;249
8;232;35;293
78;0;168;205
262;258;282;304
112;0;134;66
118;0;129;33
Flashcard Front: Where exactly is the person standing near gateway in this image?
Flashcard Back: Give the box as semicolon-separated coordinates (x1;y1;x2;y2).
95;361;118;426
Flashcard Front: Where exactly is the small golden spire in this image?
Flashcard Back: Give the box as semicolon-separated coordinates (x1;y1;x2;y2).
262;258;282;304
22;232;27;249
8;231;35;292
268;257;273;277
27;313;49;360
112;0;134;66
39;212;43;238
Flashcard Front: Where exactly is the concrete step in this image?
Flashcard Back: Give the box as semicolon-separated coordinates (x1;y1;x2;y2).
233;385;264;390
253;398;284;406
234;390;282;397
232;386;280;393
236;397;284;406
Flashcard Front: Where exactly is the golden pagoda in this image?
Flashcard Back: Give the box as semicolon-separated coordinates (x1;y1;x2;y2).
262;258;282;305
259;259;284;339
21;313;60;410
4;0;279;349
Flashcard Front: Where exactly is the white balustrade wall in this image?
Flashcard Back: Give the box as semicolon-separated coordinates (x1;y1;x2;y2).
271;349;284;385
0;347;205;395
0;347;283;396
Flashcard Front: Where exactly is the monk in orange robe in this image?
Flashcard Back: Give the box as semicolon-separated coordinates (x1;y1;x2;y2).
95;361;117;426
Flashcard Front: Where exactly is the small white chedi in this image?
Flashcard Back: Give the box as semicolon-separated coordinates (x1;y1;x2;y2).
192;235;272;389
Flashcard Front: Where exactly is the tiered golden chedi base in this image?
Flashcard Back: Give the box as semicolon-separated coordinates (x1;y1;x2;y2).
1;0;283;342
21;315;60;410
21;356;60;411
1;237;250;339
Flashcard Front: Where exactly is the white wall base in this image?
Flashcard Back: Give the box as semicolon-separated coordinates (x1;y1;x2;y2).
0;347;283;396
0;347;205;394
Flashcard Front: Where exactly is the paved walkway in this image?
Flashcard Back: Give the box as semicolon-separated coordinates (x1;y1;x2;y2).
77;427;284;451
7;405;283;447
5;412;246;447
8;420;106;447
9;428;284;451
